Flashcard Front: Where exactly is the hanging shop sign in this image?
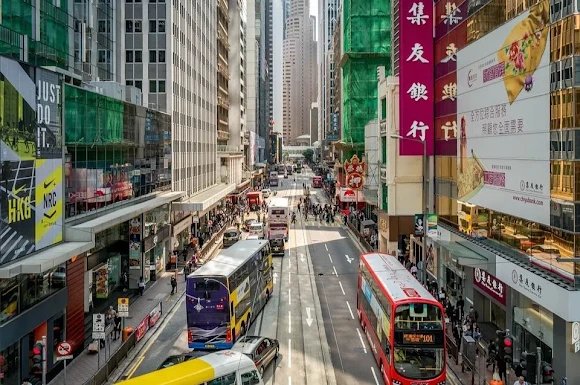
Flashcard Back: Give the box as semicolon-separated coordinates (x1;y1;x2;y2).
343;155;366;190
473;268;506;305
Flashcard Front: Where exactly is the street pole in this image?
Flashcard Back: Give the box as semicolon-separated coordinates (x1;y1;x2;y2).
421;138;428;286
41;335;47;385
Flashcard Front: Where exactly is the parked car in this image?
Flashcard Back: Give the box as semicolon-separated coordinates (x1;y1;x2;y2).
157;351;211;369
231;336;279;376
270;238;285;256
223;227;241;247
244;218;258;231
261;188;272;198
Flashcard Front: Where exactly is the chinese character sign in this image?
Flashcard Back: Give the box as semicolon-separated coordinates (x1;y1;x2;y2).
473;268;506;305
400;0;435;156
343;154;366;190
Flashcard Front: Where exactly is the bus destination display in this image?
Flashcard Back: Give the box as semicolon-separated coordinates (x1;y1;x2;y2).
402;333;436;344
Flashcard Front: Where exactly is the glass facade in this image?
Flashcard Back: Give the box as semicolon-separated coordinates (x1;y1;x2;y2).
64;85;171;218
0;0;72;69
0;264;66;326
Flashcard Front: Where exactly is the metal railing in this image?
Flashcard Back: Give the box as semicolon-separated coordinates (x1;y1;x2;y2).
82;333;137;385
217;145;242;153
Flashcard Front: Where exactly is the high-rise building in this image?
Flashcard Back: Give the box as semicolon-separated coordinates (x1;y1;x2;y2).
318;0;340;145
272;0;284;136
218;0;231;146
282;0;317;144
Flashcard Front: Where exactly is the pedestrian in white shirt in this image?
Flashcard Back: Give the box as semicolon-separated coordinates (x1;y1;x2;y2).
513;376;528;385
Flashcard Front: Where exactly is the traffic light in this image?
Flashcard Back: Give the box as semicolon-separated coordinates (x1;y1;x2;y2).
31;341;44;373
502;336;513;365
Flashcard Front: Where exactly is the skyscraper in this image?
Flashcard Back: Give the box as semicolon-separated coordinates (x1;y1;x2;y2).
282;0;318;144
318;0;340;143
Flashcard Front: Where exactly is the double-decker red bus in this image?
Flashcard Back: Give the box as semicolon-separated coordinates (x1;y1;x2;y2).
357;253;446;385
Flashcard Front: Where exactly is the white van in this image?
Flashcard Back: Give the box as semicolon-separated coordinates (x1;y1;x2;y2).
248;222;265;239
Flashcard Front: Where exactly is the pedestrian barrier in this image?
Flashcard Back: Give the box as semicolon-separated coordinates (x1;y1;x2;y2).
82;333;137;385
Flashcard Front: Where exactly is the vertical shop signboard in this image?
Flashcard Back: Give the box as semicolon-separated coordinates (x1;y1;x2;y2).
129;216;143;289
399;0;435;155
0;58;64;265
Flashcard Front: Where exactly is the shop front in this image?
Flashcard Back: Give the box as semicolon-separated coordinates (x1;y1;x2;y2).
472;268;507;331
171;213;192;267
143;224;171;281
336;186;365;210
495;255;580;380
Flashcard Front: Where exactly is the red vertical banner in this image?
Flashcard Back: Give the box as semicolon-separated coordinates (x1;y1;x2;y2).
399;0;435;156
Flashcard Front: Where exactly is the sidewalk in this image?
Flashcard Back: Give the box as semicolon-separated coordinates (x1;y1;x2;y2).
48;229;225;385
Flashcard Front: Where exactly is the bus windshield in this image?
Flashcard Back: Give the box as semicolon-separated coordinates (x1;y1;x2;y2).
394;302;442;330
186;277;229;326
394;347;445;380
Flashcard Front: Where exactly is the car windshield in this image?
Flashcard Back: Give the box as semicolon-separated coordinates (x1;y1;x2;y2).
224;231;238;238
394;347;445;379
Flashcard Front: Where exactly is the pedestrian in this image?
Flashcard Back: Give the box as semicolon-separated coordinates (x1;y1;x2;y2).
138;276;145;296
184;263;190;281
456;295;465;319
171;275;177;295
513;376;528;385
114;313;122;341
122;272;128;292
469;305;479;322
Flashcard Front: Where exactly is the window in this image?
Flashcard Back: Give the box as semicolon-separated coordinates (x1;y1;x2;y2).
134;20;142;32
98;50;107;63
150;50;157;63
135;80;143;90
135;50;142;63
149;20;157;32
207;372;236;385
126;20;133;33
159;80;166;93
159;50;166;62
126;50;134;63
98;20;109;33
240;370;261;385
150;80;157;92
158;20;166;32
126;80;134;86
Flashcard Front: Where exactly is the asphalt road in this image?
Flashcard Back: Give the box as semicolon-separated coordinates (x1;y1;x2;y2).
121;167;381;384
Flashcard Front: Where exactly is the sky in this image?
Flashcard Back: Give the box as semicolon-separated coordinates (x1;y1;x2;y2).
310;0;317;17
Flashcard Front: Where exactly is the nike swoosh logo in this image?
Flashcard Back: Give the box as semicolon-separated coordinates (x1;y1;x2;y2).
12;185;25;195
44;210;57;219
44;179;55;189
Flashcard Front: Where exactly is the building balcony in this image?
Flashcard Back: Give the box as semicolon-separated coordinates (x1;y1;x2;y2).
217;96;230;109
218;0;228;15
218;31;229;48
218;128;230;141
218;85;229;96
217;63;229;79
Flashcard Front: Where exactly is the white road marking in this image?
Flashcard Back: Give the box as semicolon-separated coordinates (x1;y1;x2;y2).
325;244;328;251
288;268;291;283
288;339;292;368
345;254;354;264
339;281;346;295
371;367;380;385
288;289;291;305
346;301;355;319
333;266;338;276
328;253;333;263
288;311;292;334
356;328;368;353
289;376;292;385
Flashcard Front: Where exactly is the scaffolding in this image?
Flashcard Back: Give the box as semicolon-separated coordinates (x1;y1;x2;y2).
341;0;391;160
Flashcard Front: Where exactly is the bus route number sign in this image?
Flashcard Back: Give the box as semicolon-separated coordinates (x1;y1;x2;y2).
402;333;435;344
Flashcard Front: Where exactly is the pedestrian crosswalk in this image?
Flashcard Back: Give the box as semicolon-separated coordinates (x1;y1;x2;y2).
297;217;343;227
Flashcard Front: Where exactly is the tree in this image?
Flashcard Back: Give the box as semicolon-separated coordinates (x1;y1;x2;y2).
302;149;314;163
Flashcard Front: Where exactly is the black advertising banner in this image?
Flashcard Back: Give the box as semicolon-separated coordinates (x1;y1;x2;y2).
0;58;63;265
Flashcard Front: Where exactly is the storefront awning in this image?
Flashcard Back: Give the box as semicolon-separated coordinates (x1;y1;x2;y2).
0;241;94;278
66;191;185;242
172;183;236;213
438;240;488;268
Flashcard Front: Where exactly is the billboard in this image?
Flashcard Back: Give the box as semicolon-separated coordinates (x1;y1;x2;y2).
399;0;435;155
456;0;550;225
0;58;63;264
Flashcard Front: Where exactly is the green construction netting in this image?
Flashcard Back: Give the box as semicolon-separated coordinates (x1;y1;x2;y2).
64;85;125;145
341;57;389;159
343;0;391;54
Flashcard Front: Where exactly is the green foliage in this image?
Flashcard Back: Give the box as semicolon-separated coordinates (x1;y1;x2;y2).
303;149;314;162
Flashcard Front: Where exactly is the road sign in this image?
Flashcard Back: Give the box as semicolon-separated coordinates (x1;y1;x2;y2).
118;297;129;317
56;342;73;361
92;313;106;340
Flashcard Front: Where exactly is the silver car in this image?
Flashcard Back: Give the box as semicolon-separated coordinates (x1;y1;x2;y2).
232;336;280;376
223;227;241;247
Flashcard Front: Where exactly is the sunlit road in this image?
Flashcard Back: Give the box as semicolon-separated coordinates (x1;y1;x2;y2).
121;166;380;384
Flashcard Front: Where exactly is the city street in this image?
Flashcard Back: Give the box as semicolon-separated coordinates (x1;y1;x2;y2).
119;168;380;384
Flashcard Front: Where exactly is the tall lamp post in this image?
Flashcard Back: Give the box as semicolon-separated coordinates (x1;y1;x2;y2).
390;134;428;285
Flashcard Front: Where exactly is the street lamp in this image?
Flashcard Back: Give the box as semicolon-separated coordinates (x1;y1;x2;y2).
390;134;428;285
